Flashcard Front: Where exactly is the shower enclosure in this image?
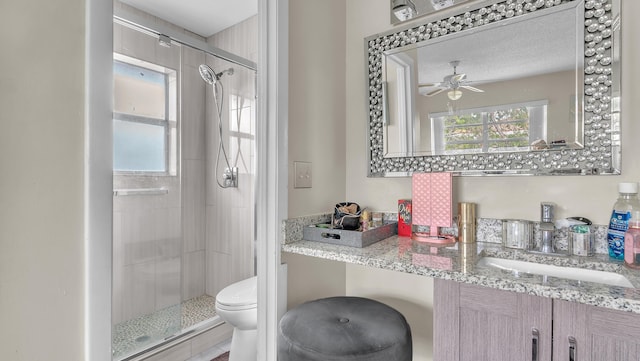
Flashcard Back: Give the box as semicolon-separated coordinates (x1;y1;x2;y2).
111;10;257;359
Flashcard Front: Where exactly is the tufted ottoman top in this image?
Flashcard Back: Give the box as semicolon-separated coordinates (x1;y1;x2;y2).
278;296;412;361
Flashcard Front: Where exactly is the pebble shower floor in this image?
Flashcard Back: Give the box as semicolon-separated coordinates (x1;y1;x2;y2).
112;295;217;359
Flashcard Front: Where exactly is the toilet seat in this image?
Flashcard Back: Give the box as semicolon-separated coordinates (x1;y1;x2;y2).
215;302;256;312
215;276;257;311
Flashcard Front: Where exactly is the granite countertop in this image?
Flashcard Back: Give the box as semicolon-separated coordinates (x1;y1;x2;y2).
282;236;640;314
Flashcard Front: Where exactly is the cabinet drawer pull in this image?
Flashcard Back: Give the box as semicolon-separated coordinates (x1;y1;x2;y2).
569;336;577;361
532;328;539;361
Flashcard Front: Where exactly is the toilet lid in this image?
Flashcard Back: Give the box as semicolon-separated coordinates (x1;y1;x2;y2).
216;276;257;308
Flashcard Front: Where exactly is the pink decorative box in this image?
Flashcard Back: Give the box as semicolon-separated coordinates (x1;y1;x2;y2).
411;172;453;240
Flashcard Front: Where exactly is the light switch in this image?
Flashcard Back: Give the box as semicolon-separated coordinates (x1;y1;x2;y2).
294;161;312;188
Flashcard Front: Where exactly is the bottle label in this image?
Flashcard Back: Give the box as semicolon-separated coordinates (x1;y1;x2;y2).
608;210;631;259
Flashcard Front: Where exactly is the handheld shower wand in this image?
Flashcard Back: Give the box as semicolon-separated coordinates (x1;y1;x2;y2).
198;64;237;188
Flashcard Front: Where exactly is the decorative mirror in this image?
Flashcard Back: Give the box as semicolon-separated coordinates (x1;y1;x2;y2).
367;0;620;176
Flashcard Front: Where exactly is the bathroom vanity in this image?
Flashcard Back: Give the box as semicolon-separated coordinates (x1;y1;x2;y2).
282;234;640;361
435;280;640;361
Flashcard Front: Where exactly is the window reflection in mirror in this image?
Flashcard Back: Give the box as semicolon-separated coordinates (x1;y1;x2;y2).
430;100;548;155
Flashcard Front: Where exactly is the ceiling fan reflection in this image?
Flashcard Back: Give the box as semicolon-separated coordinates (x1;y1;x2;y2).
418;60;485;100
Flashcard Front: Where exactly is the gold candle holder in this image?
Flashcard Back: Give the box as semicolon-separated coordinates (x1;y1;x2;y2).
457;202;477;244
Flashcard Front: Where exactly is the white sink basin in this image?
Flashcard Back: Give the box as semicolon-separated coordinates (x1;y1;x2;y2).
476;257;634;288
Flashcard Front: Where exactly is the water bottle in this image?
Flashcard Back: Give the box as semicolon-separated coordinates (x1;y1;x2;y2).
607;182;640;260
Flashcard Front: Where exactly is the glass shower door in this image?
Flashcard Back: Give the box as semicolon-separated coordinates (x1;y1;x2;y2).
111;21;182;359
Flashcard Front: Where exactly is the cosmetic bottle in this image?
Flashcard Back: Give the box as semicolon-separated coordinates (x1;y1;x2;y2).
624;212;640;269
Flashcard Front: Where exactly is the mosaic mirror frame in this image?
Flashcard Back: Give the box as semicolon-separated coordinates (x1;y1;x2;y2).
366;0;620;176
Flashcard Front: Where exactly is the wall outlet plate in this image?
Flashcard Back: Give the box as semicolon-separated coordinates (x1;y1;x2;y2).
294;161;312;188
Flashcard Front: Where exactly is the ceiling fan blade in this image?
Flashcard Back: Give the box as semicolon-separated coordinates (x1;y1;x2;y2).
461;85;485;93
425;88;445;97
452;73;466;82
419;82;441;88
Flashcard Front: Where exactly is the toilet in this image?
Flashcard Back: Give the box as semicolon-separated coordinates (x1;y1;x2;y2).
215;276;258;361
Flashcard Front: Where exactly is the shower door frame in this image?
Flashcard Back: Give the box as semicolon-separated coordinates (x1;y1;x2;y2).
113;8;257;73
85;1;287;360
111;6;260;360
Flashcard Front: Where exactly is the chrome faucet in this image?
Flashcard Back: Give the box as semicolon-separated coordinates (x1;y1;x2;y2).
538;202;556;254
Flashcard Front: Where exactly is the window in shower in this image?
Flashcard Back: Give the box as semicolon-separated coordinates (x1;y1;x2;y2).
113;54;178;174
230;93;253;134
229;93;255;172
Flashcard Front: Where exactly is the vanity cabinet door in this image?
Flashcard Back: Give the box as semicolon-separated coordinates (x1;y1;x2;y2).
434;279;552;361
553;299;640;361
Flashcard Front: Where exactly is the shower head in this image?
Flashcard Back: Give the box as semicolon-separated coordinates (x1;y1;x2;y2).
199;64;217;85
198;64;235;85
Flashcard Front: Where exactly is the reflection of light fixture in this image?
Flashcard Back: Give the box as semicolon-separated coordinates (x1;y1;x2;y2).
431;0;455;10
447;89;462;100
392;0;417;21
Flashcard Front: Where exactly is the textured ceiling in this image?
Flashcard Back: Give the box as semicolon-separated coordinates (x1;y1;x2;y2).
120;0;258;37
410;4;579;93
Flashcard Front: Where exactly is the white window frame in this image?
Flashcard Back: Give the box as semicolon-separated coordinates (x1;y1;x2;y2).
112;54;178;176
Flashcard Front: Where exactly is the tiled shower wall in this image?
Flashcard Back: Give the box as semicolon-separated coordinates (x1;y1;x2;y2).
181;43;208;302
204;16;258;297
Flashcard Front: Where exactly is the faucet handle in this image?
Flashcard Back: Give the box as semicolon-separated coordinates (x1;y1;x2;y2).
540;202;555;223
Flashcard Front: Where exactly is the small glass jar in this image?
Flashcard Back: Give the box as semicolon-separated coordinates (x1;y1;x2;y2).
568;224;594;256
502;219;533;250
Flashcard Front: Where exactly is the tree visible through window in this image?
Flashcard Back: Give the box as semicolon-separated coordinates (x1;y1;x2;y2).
431;100;547;155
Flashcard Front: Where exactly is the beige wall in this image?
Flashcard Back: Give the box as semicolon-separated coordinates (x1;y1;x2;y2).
0;0;86;359
288;0;347;217
346;265;434;360
285;0;348;308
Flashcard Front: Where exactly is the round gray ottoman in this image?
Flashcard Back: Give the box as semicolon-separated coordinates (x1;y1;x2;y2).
278;296;412;361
